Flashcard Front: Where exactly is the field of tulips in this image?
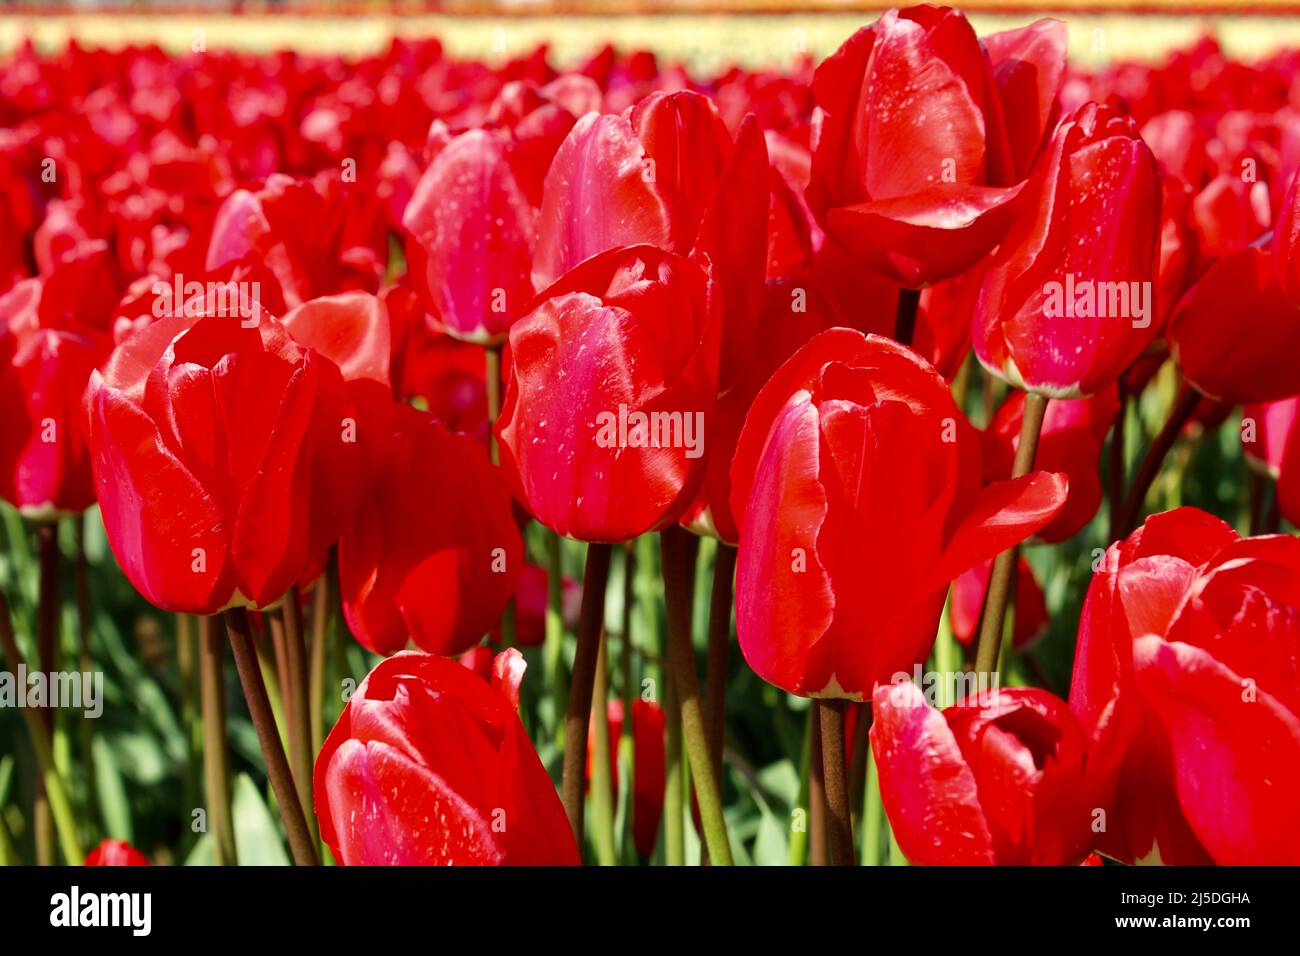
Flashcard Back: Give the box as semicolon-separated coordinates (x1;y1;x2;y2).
0;3;1299;888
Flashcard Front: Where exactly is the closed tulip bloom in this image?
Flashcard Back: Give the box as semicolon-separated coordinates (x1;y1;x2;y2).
807;9;1066;287
1070;507;1300;864
402;129;538;344
728;329;1068;698
1167;244;1300;404
974;102;1162;398
315;650;579;866
1243;397;1300;527
84;302;364;614
339;405;522;657
85;839;150;866
871;681;1094;865
496;244;720;542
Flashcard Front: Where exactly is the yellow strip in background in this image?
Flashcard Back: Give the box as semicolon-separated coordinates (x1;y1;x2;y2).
2;11;1299;68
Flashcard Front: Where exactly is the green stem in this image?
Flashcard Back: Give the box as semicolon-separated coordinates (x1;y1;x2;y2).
200;616;237;865
704;543;735;794
225;608;320;866
973;391;1048;678
560;542;613;847
309;559;336;755
544;530;568;746
789;710;811;865
818;699;854;865
589;632;617;865
862;742;883;866
659;527;732;866
34;522;59;864
0;586;83;865
281;587;317;843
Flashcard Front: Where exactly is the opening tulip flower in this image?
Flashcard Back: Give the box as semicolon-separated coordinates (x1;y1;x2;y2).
871;681;1095;865
314;649;580;866
84;298;368;613
1070;507;1300;865
807;8;1067;287
729;329;1068;698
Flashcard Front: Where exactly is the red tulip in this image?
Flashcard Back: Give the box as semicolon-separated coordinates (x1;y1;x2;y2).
1069;507;1300;864
339;404;522;657
1243;396;1300;527
84;302;364;613
496;244;720;542
0;281;108;517
315;649;579;865
974;102;1162;398
982;387;1120;543
871;681;1094;865
1167;243;1300;403
85;839;149;867
402;129;538;344
632;697;666;859
807;9;1066;287
729;329;1068;698
950;556;1048;651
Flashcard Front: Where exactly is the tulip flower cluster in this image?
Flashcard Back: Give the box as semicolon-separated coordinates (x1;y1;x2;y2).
0;7;1297;870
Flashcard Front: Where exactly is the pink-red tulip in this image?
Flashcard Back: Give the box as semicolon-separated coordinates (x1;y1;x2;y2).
974;102;1162;398
871;681;1094;865
1070;507;1300;864
1243;396;1300;527
315;649;579;865
497;244;720;542
729;329;1068;698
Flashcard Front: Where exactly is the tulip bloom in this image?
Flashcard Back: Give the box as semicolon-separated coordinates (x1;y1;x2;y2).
0;283;106;517
729;330;1067;698
1275;169;1300;305
84;303;365;613
871;681;1094;865
1243;397;1300;527
974;102;1162;398
339;405;522;657
1167;243;1300;404
497;244;720;542
807;9;1067;287
85;839;149;866
315;649;579;865
1070;507;1300;864
402;129;538;344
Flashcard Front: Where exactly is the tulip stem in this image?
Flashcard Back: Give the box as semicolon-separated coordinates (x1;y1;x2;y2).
973;391;1049;678
0;586;83;866
484;344;517;648
894;288;921;347
660;527;733;866
809;706;827;865
862;743;883;866
200;616;238;865
34;522;60;865
704;543;735;804
225;608;320;866
1108;380;1128;538
590;632;618;865
545;530;569;746
561;542;613;847
309;560;336;755
817;699;855;865
281;587;317;844
72;519;99;831
1117;384;1200;537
